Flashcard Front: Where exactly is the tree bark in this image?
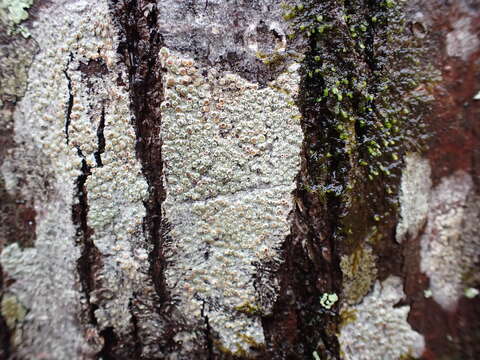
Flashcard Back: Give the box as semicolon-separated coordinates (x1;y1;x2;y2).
1;0;479;359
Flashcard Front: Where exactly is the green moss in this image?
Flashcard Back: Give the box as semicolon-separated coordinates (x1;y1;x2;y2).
255;47;304;81
214;335;266;359
340;245;377;304
1;294;27;329
399;353;418;360
285;0;438;251
339;308;357;328
282;1;438;356
234;302;262;316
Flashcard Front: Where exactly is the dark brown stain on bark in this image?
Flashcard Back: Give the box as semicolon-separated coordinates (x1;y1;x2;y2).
424;1;480;186
405;226;480;359
403;0;480;359
0;179;36;250
78;59;109;78
78;59;110;91
0;109;27;359
0;65;37;251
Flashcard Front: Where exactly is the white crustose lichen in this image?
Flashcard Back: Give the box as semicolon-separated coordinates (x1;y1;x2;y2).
160;47;303;354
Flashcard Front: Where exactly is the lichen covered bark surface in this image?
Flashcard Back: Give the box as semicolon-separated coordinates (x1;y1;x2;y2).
1;0;161;358
160;49;302;355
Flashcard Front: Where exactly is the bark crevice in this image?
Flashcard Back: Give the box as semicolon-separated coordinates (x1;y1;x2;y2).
201;301;214;360
64;53;74;144
109;0;186;356
110;0;167;305
94;105;106;168
72;149;98;323
65;57;107;352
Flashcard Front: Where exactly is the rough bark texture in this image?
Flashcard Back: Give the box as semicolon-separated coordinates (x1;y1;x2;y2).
0;0;479;359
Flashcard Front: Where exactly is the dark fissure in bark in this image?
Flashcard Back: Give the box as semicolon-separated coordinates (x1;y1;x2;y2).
261;55;344;360
64;53;74;144
97;327;119;360
65;57;106;353
109;0;184;356
72;149;101;328
94;106;106;168
72;145;116;358
202;301;214;360
110;0;166;303
128;297;143;359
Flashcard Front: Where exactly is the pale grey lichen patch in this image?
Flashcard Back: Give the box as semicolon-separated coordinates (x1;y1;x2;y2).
0;0;34;37
446;16;479;61
85;88;152;336
420;171;480;310
396;153;431;243
0;0;159;357
0;36;36;99
396;155;480;310
160;48;303;354
0;209;90;358
339;276;425;360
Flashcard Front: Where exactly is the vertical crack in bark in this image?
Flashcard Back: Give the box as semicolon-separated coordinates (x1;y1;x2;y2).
64;53;74;144
64;61;106;354
97;327;118;360
111;0;166;303
72;147;113;357
73;148;100;326
109;0;185;356
201;301;214;360
128;297;142;359
94;105;106;168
